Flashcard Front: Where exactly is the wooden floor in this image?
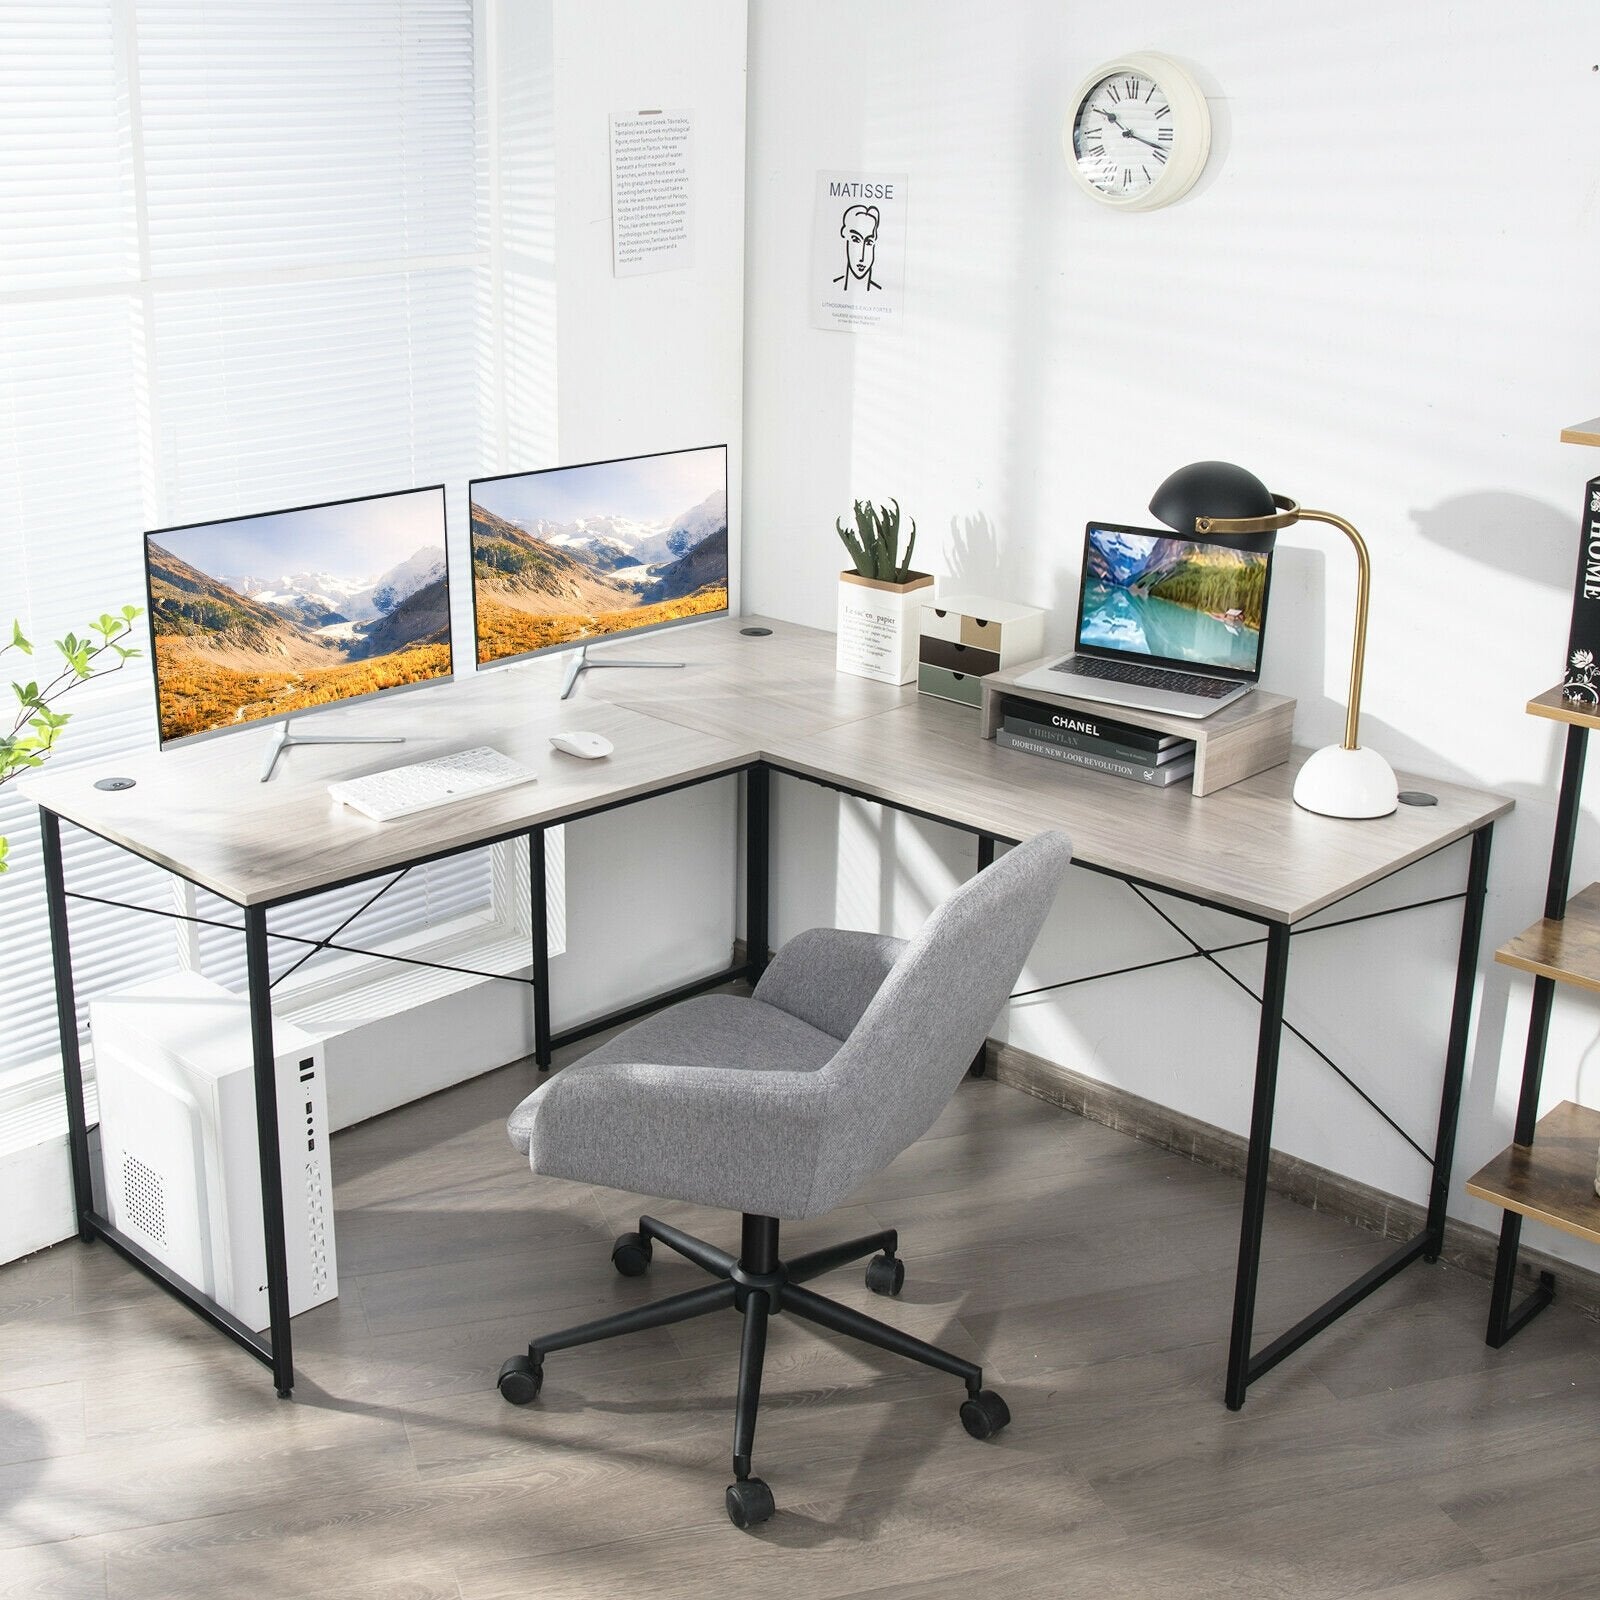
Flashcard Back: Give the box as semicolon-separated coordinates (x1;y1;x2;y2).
4;1057;1600;1599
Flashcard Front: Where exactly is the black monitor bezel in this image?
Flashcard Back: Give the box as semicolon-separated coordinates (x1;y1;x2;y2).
1073;519;1273;686
467;444;730;673
144;483;453;752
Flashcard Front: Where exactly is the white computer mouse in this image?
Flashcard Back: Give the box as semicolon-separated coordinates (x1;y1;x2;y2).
549;730;614;760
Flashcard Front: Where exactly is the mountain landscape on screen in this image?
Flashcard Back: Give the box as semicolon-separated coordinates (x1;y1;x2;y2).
1085;528;1267;631
147;500;451;743
470;461;729;665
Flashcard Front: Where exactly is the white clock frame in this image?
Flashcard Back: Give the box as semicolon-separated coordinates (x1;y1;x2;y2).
1063;52;1211;212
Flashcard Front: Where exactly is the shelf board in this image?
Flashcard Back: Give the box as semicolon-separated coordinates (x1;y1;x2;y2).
1561;416;1600;447
1526;685;1600;734
1466;1101;1600;1246
1496;880;1600;993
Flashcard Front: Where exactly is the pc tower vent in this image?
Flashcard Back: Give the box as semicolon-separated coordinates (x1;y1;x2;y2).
122;1154;167;1246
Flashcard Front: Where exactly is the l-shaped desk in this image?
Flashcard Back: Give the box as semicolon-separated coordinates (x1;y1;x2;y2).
24;616;1512;1411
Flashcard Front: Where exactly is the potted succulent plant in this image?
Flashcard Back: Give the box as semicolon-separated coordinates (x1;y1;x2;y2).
834;498;934;684
0;608;143;872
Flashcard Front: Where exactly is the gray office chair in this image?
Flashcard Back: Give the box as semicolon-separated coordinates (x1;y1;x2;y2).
500;829;1072;1527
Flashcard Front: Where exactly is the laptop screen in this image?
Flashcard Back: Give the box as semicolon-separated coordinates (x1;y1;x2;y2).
1074;522;1272;682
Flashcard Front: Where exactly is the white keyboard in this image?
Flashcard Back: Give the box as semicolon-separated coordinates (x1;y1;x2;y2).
329;746;536;822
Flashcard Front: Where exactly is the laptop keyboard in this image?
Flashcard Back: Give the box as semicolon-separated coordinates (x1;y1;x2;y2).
1050;656;1236;698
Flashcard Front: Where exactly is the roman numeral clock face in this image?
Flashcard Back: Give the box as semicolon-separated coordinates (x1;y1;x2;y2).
1064;53;1211;212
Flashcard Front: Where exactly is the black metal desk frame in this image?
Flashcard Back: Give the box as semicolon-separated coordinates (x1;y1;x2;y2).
40;759;1493;1412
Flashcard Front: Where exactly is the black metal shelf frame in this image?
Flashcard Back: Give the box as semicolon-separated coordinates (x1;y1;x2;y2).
1482;720;1588;1346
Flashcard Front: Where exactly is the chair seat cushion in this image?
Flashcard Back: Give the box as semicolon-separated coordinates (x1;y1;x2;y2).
507;994;841;1158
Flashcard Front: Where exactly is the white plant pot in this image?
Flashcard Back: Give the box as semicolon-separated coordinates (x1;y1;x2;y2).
835;570;935;685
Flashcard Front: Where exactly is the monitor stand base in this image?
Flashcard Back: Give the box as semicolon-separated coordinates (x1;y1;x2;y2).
261;720;405;783
560;642;685;701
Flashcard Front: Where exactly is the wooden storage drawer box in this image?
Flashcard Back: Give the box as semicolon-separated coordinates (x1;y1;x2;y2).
918;662;984;707
918;594;1044;705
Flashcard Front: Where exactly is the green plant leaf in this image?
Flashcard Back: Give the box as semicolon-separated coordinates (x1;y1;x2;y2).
9;621;30;654
836;515;870;576
896;513;917;583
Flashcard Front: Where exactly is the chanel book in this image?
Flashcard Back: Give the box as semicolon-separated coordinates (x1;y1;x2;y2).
999;715;1193;769
997;727;1196;787
1001;696;1182;754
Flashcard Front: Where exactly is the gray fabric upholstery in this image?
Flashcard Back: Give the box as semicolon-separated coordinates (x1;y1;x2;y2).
507;830;1072;1220
750;929;906;1042
506;991;855;1215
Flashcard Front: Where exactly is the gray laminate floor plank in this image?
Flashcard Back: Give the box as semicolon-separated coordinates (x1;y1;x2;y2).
3;1061;1596;1598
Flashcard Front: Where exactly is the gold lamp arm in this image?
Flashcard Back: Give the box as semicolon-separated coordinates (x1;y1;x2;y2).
1297;508;1369;752
1195;492;1371;754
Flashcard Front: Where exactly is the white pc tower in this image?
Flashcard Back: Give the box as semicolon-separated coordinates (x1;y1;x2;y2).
90;971;337;1331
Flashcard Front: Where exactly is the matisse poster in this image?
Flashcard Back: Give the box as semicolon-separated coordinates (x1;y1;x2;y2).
811;171;906;333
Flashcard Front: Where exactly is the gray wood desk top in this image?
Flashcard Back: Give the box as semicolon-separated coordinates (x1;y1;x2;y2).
22;614;1511;922
20;664;753;907
762;694;1508;922
607;618;1512;924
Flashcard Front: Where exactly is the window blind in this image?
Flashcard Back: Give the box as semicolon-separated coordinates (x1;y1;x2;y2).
0;0;542;1087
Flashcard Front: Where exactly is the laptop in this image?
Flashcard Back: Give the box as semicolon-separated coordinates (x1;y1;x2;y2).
1012;521;1274;719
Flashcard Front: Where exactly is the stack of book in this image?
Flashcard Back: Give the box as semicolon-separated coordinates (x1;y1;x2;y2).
995;697;1196;788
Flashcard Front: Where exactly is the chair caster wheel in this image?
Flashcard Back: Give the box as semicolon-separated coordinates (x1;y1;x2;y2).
865;1252;905;1296
725;1476;774;1528
497;1354;543;1405
959;1388;1010;1440
611;1231;653;1277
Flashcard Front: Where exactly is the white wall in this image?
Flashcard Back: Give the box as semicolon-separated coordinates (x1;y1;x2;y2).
742;2;1600;1265
552;0;746;551
539;0;750;1028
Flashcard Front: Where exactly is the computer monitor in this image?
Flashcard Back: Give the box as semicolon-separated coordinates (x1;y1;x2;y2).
469;444;728;696
145;485;452;779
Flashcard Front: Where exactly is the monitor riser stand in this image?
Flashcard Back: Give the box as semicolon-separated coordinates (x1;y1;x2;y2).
261;719;405;783
560;642;685;701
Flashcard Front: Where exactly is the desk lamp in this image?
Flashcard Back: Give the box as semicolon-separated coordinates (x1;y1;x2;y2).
1149;460;1399;819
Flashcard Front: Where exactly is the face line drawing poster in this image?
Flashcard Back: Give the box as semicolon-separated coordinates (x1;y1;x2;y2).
811;171;906;332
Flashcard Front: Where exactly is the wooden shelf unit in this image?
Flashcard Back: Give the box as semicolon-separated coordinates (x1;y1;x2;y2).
1526;684;1600;732
1467;1102;1600;1248
1496;879;1600;994
1474;677;1600;1345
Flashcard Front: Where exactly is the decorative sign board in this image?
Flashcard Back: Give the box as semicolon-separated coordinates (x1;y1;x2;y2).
811;171;906;332
610;110;693;277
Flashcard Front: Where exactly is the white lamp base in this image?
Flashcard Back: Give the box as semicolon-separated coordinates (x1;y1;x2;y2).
1292;744;1399;819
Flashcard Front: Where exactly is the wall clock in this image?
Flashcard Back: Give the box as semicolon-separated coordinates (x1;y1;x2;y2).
1064;52;1211;211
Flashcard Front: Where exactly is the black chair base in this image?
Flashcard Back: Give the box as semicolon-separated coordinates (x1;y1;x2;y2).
498;1211;1009;1527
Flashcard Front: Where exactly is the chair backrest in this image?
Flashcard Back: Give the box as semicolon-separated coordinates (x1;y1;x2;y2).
805;830;1072;1211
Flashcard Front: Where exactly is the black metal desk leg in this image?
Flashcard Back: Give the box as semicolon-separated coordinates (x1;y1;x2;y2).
40;810;94;1238
969;835;999;1077
529;827;552;1071
1425;823;1493;1256
745;765;771;982
1226;919;1292;1411
245;906;295;1397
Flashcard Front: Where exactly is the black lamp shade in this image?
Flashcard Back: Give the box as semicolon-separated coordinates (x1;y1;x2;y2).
1149;461;1280;551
